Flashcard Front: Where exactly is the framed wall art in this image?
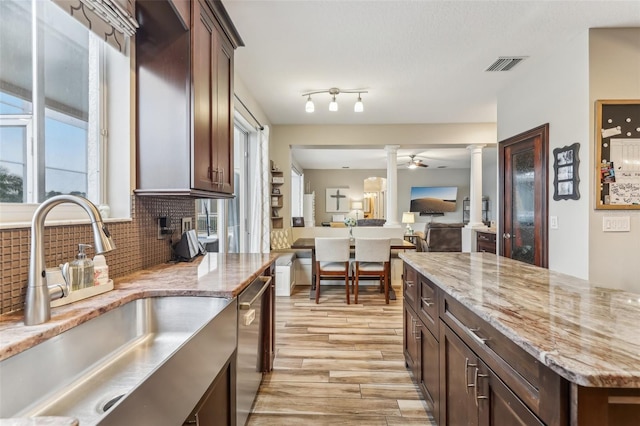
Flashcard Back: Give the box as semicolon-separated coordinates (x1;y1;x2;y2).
325;188;350;212
553;143;580;201
595;100;640;209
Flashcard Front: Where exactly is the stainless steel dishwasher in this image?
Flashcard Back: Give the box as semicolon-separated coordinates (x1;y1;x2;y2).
237;275;271;426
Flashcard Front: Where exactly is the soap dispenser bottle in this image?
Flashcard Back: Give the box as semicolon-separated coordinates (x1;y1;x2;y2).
68;244;95;291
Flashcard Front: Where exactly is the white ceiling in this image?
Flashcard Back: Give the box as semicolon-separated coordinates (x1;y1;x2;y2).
222;0;640;168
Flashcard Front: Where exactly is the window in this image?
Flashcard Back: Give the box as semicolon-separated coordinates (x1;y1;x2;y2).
0;0;131;223
196;115;258;253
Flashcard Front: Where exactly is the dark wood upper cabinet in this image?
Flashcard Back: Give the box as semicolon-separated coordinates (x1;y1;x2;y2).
135;0;243;198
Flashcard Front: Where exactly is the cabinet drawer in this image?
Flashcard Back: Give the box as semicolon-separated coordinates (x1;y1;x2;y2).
418;276;438;335
403;263;418;311
440;294;568;425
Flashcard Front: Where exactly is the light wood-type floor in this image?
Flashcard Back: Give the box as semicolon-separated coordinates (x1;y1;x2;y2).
247;284;436;425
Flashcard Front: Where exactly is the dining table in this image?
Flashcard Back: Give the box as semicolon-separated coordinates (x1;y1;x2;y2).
290;237;416;301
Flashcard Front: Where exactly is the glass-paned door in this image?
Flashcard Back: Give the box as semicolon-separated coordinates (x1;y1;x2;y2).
499;124;549;267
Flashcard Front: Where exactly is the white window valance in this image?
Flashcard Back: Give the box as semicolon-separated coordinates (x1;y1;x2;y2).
52;0;138;53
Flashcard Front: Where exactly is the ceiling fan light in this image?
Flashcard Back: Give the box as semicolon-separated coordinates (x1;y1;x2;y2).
408;163;417;169
354;94;364;112
329;95;338;112
305;95;315;113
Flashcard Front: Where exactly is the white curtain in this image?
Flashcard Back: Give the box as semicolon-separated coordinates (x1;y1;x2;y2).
249;125;270;253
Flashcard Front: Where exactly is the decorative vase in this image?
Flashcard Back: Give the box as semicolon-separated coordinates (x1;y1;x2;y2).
349;226;354;241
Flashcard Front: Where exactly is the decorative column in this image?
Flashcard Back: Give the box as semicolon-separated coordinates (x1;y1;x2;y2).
384;145;401;227
466;144;487;228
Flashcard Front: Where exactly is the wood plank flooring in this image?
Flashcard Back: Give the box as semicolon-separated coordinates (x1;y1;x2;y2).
247;284;436;425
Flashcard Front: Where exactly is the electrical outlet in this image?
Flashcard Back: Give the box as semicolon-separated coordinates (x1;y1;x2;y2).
182;217;193;234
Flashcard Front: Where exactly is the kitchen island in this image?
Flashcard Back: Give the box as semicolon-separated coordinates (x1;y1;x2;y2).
400;252;640;426
0;253;276;425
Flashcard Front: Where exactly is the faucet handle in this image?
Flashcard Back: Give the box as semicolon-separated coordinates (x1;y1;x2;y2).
59;263;71;298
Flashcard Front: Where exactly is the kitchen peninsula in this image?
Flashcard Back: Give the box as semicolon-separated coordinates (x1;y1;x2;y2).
0;253;276;425
400;252;640;426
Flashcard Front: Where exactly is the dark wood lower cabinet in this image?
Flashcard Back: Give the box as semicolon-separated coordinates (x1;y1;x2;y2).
440;324;544;426
403;304;420;380
420;323;440;424
479;360;544;426
184;353;237;426
440;324;479;426
404;263;555;426
404;301;441;424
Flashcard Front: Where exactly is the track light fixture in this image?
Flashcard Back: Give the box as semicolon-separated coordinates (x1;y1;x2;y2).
305;95;314;112
302;88;368;113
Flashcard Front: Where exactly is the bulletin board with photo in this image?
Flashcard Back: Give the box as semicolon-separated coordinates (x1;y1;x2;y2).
595;100;640;209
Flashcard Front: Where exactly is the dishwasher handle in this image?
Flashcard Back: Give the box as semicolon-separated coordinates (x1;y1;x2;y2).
239;276;272;310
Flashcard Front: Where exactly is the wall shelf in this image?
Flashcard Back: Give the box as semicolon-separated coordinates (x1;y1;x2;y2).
271;170;284;229
463;197;489;225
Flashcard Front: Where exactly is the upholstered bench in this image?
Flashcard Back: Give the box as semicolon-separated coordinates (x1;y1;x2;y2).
275;252;296;296
271;228;313;293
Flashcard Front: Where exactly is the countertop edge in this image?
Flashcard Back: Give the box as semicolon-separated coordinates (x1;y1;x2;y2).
399;253;640;389
0;253;276;362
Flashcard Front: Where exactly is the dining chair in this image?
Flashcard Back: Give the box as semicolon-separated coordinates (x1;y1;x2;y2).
353;238;391;304
315;237;352;304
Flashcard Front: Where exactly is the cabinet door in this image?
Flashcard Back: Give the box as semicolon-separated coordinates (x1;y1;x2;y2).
420;325;440;424
440;324;478;426
192;0;215;191
403;305;420;381
212;26;233;194
185;356;236;426
477;360;544;426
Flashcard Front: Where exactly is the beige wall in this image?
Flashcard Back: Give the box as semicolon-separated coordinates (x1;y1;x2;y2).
270;123;497;228
588;28;640;292
304;168;473;230
498;27;640;291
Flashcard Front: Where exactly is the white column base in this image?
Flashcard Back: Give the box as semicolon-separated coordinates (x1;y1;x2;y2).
461;225;489;253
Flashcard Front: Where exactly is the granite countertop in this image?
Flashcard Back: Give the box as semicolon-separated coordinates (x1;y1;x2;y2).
0;253;276;362
399;252;640;388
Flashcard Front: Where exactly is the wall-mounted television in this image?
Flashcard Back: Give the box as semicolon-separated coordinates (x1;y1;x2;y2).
410;186;458;215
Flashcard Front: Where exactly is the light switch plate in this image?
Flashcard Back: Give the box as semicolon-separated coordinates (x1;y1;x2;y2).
182;217;193;234
550;216;558;229
602;216;630;232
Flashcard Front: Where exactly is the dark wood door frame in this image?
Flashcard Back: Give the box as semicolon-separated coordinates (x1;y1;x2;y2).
498;124;549;268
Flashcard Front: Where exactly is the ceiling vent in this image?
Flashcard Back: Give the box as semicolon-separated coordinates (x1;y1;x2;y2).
485;56;527;72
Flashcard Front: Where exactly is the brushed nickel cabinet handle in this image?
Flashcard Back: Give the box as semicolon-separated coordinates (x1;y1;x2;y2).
465;358;477;394
469;327;488;345
474;367;489;406
421;297;433;307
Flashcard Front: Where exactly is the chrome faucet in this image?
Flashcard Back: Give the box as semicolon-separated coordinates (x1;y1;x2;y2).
25;195;115;325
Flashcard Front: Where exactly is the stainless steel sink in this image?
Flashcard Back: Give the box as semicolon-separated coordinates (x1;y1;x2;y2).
0;296;237;425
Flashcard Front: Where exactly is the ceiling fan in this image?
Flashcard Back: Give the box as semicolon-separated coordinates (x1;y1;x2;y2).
407;155;428;169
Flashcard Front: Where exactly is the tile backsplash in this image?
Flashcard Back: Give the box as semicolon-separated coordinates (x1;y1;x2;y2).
0;196;195;315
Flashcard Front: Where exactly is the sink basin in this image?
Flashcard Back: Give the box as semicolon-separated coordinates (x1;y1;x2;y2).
0;296;237;425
